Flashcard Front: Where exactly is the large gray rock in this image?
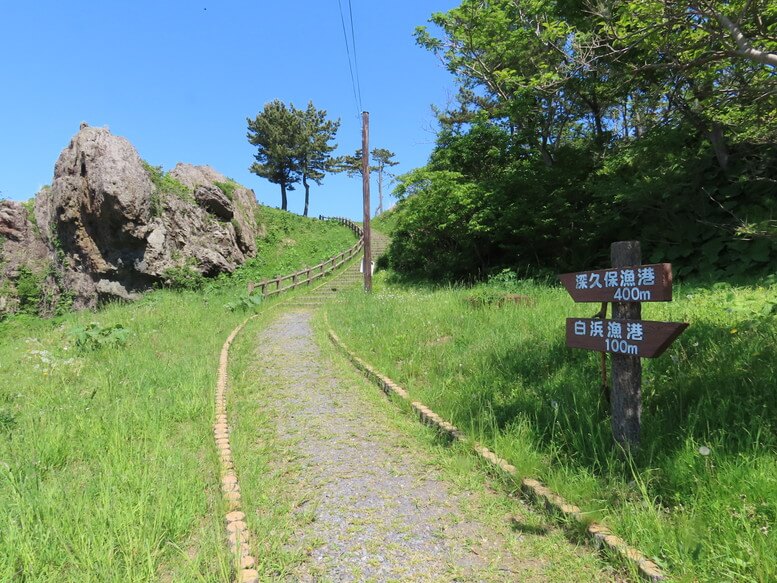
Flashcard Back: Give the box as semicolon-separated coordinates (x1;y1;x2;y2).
169;163;258;255
0;125;260;313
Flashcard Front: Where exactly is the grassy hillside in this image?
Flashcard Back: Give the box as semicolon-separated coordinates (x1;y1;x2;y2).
325;271;777;582
0;210;356;582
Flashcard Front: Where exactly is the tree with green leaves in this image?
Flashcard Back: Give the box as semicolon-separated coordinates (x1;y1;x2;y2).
247;100;302;211
389;0;776;281
296;102;340;217
370;148;399;215
334;148;399;215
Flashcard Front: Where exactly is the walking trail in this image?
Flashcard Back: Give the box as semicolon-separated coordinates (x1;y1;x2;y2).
243;307;615;582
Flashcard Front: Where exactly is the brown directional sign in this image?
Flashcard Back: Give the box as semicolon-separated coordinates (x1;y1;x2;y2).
566;318;688;358
559;263;673;303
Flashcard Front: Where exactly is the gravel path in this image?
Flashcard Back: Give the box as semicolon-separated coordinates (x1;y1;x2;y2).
250;310;607;582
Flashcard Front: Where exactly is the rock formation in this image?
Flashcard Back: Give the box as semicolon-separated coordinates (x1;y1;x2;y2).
0;125;259;315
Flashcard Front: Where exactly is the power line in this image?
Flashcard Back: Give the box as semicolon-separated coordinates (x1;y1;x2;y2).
347;0;363;110
337;0;361;117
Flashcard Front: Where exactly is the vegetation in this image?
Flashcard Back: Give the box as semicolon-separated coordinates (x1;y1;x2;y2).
383;1;777;282
335;148;399;216
227;206;356;286
213;179;238;201
142;161;195;212
0;210;357;581
326;270;777;582
247;100;340;215
297;102;340;218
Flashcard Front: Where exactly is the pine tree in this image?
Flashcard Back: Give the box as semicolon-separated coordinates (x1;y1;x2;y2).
295;102;340;217
246;100;302;211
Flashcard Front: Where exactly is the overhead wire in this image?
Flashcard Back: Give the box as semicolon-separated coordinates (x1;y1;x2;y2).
337;0;361;118
337;0;362;118
347;0;363;111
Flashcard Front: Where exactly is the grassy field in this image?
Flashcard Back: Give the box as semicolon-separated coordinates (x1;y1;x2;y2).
0;211;356;581
325;270;776;582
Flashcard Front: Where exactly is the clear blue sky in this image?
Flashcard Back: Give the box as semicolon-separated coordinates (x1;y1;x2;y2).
0;1;457;220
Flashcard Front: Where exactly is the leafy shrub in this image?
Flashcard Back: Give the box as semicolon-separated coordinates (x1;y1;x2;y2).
69;322;130;351
142;161;195;207
0;408;16;433
224;294;262;312
14;266;42;314
161;265;206;291
214;180;238;201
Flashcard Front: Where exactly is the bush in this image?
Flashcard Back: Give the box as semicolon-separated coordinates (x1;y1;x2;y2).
69;322;130;351
142;161;195;208
161;265;206;291
214;180;238;201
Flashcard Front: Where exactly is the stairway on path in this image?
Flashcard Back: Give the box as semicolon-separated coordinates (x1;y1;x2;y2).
285;231;390;308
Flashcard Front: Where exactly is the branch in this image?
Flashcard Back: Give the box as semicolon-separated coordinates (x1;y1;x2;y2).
715;11;777;67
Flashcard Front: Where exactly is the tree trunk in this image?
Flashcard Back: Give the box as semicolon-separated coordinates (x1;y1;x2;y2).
280;182;288;211
302;174;310;217
375;166;383;216
709;123;730;172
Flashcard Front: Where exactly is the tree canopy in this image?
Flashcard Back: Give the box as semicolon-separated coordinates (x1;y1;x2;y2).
334;148;399;216
247;100;340;215
384;1;776;281
247;100;301;212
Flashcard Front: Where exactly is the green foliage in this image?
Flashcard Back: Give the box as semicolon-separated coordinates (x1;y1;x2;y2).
142;161;194;209
402;1;777;282
0;408;15;433
14;266;43;314
20;198;37;230
247;100;340;214
231;206;356;285
223;293;262;312
214;179;237;201
161;264;206;291
0;293;240;579
327;274;777;581
69;322;130;351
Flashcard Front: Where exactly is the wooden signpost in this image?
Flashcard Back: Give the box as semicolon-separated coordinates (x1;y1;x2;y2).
560;242;689;449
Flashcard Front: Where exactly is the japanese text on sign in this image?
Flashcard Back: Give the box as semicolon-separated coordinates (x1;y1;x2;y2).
558;263;673;303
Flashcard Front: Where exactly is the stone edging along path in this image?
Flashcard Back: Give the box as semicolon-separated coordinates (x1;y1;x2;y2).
325;326;667;583
212;257;365;582
214;315;260;583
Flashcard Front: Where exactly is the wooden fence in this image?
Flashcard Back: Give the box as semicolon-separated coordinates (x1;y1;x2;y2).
247;216;364;298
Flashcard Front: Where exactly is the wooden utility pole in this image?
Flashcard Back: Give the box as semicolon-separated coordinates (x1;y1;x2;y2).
361;111;372;293
610;241;642;450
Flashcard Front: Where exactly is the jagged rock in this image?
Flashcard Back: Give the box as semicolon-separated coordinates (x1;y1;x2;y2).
0;124;260;314
169;163;258;255
0;200;28;242
0;199;58;316
194;184;234;220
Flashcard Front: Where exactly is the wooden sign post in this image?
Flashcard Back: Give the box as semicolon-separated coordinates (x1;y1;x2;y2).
559;241;688;450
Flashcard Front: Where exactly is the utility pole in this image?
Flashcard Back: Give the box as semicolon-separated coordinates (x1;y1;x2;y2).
361;111;372;293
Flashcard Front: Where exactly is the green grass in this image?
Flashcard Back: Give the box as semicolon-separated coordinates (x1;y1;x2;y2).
325;271;777;582
226;207;357;287
0;210;358;581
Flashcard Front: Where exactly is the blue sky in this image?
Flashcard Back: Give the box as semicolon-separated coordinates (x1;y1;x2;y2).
0;1;457;220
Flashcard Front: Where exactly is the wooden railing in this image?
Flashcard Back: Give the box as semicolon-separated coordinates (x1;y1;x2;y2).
247;217;363;298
